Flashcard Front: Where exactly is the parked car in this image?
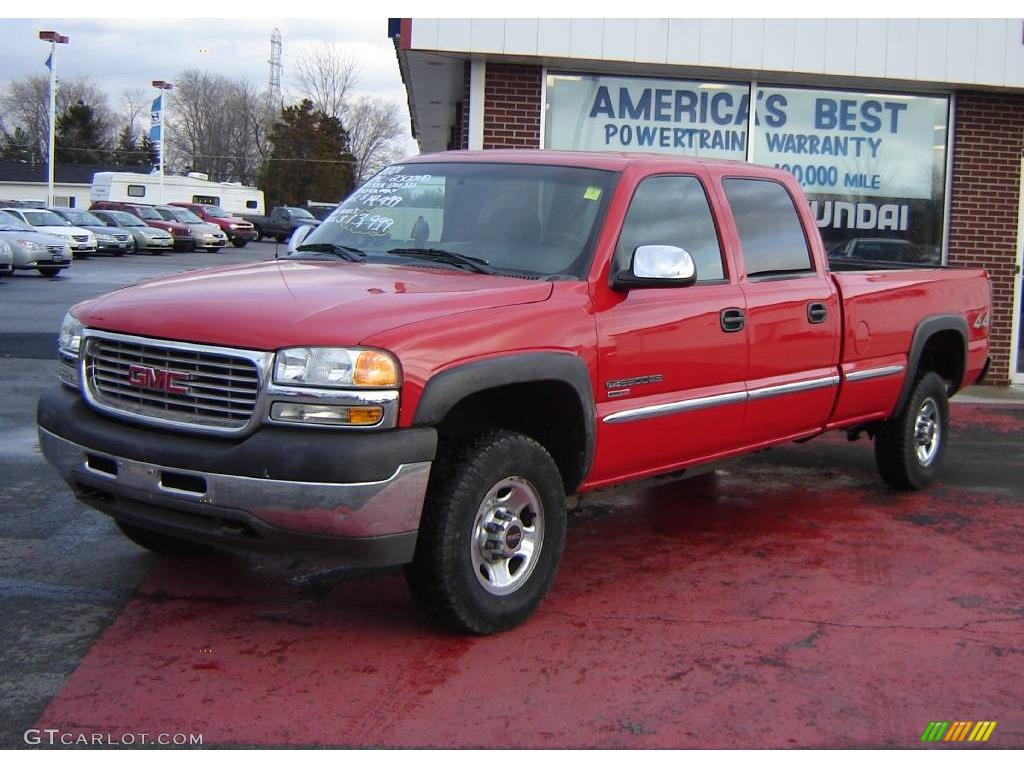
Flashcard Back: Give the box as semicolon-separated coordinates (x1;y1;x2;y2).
153;205;228;253
37;150;991;634
0;209;72;277
90;209;174;254
49;208;133;256
90;201;194;252
828;237;934;267
305;203;338;222
245;206;319;242
0;237;13;278
1;207;97;258
169;202;257;247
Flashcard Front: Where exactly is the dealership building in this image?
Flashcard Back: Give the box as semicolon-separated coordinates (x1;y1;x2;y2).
391;18;1024;385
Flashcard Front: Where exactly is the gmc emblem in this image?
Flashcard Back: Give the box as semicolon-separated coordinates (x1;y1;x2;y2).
126;364;190;394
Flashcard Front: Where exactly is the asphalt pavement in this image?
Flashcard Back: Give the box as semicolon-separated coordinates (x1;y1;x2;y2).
1;247;1022;748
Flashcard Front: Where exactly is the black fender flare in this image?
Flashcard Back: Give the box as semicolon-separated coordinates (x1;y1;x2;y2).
412;352;596;485
893;313;968;416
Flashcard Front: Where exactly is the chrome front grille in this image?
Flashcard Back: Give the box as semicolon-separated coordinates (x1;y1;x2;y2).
46;245;65;255
72;234;89;242
83;335;263;431
114;234;129;241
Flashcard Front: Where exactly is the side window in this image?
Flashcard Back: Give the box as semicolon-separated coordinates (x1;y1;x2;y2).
127;184;145;198
245;200;258;209
722;178;813;276
614;176;724;282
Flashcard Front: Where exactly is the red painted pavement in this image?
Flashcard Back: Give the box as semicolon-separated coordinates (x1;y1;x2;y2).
35;403;1024;747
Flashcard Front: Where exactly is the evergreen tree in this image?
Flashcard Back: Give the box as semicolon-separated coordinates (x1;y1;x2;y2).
0;126;36;162
55;100;111;164
139;133;159;169
257;99;355;208
112;124;139;166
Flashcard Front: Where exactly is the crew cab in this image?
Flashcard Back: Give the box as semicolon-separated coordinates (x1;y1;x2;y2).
90;201;194;252
169;202;257;247
38;151;990;634
245;206;319;242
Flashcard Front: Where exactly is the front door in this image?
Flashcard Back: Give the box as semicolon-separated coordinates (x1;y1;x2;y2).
591;174;749;484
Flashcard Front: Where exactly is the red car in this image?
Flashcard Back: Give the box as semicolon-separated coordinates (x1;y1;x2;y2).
90;201;195;252
169;202;257;247
41;151;990;634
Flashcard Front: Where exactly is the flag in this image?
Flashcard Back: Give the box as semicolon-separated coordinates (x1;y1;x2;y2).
44;52;52;71
148;125;161;142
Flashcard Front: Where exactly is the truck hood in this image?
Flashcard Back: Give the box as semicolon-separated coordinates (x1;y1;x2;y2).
73;259;553;350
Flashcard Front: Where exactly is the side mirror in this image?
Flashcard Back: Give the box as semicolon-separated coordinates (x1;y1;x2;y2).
612;245;697;291
287;224;314;253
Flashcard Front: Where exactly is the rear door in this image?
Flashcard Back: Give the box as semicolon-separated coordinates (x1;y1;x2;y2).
591;173;749;483
719;176;840;443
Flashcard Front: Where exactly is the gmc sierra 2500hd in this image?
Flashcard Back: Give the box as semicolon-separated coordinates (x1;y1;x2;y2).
38;151;991;634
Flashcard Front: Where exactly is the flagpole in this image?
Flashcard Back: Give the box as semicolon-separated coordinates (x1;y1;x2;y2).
47;40;55;207
152;80;173;204
39;31;68;207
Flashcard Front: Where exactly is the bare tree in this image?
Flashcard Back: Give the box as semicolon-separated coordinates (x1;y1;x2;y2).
293;43;360;120
120;87;148;137
167;69;275;186
0;75;114;161
345;95;406;183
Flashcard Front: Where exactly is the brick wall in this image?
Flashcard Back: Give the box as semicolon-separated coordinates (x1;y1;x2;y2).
948;91;1024;385
483;64;542;149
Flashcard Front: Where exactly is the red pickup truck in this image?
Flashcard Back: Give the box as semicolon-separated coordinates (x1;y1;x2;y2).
38;151;990;634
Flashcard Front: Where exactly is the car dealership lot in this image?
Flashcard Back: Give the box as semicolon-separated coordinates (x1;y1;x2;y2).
2;247;1023;748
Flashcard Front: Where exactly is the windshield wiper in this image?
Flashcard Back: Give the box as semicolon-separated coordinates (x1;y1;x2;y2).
294;242;366;262
387;247;494;274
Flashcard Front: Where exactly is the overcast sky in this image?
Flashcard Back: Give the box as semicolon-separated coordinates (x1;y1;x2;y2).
0;16;418;155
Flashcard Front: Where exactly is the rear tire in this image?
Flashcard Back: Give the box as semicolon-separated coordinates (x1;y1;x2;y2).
874;371;949;490
116;520;214;556
406;430;566;634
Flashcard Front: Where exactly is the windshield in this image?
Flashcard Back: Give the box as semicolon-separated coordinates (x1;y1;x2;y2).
297;162;617;278
106;211;145;227
203;205;229;217
64;211;105;227
133;205;161;220
167;208;202;223
0;210;31;230
284;207;315;219
24;210;68;227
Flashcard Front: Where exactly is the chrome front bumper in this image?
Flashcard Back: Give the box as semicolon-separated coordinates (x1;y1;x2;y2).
39;427;431;554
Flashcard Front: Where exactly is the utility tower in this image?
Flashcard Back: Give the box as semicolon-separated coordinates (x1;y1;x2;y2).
268;28;283;108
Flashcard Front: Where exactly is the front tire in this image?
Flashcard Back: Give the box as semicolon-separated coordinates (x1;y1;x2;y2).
38;267;63;277
406;430;566;634
116;520;214;556
231;238;248;248
874;371;949;490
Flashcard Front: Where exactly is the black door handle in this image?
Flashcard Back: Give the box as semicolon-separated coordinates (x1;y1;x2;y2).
720;307;745;333
807;302;828;324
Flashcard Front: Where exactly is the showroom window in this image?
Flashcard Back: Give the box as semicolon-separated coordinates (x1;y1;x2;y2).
752;85;949;266
546;73;950;265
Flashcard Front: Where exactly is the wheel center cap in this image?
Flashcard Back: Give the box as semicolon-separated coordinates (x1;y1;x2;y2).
504;524;523;551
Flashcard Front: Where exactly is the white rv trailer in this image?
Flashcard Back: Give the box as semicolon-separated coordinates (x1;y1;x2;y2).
90;172;265;216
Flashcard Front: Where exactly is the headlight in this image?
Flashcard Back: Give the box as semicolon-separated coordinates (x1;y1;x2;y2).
17;239;45;251
59;313;84;356
273;347;399;388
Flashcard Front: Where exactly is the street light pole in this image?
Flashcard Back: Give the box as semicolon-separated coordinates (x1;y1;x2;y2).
152;80;173;204
39;31;69;208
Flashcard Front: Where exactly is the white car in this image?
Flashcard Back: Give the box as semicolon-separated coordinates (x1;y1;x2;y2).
1;208;97;257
